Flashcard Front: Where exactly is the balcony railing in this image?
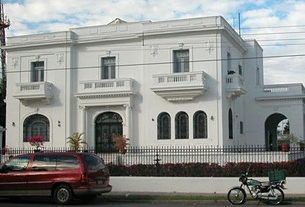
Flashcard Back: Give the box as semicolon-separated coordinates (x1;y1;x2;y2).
256;84;305;101
77;78;134;98
226;74;246;98
14;82;53;103
153;71;205;86
151;71;207;102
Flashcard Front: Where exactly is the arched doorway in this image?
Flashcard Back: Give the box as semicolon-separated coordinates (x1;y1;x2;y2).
265;113;288;151
95;112;123;152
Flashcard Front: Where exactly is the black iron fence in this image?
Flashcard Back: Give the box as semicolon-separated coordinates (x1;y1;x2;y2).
1;145;305;164
1;145;305;177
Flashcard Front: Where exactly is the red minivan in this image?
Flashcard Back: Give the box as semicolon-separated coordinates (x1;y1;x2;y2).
0;152;112;204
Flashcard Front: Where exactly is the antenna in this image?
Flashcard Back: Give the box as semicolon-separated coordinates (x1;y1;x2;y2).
238;12;241;36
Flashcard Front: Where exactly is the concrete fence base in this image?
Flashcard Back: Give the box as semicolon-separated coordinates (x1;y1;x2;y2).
111;177;305;195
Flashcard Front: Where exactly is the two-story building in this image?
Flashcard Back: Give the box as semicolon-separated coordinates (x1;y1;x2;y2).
4;16;305;151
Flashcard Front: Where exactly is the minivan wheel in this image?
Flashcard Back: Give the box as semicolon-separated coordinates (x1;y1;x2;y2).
53;184;73;205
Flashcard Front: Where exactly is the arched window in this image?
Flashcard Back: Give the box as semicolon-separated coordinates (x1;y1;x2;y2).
229;108;233;139
193;111;207;139
157;112;171;140
23;114;50;142
175;112;189;139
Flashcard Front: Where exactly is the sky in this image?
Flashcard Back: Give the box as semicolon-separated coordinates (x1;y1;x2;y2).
3;0;305;86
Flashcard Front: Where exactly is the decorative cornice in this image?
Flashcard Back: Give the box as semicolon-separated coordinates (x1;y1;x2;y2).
255;95;305;101
151;88;206;102
75;91;134;100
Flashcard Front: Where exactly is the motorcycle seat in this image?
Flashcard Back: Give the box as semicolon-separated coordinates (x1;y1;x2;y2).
260;181;270;187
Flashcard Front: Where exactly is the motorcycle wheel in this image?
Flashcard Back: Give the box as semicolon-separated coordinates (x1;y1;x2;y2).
227;187;246;205
267;187;284;205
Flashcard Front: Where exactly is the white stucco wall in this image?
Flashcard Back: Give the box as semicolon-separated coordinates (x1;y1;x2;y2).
111;176;305;195
4;16;305;148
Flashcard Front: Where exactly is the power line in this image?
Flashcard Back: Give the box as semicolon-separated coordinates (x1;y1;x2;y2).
256;38;305;42
5;52;305;75
5;37;305;55
242;31;305;36
240;24;305;30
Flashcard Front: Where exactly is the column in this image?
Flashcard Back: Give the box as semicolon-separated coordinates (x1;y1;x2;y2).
79;106;87;142
124;104;131;139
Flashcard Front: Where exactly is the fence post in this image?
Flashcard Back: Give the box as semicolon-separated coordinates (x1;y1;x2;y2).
154;153;161;176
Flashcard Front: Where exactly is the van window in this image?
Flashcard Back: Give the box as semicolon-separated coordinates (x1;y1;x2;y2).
32;155;56;171
56;155;80;170
84;154;105;171
5;155;29;171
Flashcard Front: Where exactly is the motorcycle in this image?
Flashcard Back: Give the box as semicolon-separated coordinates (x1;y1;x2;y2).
227;166;286;205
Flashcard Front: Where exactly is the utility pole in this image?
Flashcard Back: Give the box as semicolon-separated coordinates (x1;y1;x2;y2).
0;0;9;148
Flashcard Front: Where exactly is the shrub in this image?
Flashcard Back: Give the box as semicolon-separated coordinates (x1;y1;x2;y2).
107;159;305;177
28;135;44;150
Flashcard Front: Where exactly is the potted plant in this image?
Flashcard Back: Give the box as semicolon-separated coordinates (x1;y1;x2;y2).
28;135;44;152
112;135;129;165
112;135;129;154
66;132;87;151
278;133;302;152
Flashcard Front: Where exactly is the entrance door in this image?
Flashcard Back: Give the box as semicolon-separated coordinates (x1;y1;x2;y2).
95;112;123;152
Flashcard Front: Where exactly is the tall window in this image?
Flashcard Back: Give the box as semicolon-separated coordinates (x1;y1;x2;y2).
240;121;244;134
193;111;208;139
227;52;231;72
101;57;116;79
256;67;260;85
228;109;233;139
157;112;171;140
238;64;243;76
23;114;49;142
31;61;44;82
173;50;189;73
175;112;189;139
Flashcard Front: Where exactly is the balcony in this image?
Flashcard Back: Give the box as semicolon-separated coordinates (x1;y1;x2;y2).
226;74;246;98
151;71;207;102
76;78;135;100
256;84;305;101
14;82;53;104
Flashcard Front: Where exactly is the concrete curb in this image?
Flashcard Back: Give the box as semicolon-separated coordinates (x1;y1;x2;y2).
104;191;305;202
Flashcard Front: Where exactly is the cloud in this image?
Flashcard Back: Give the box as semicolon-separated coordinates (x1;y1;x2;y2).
241;0;305;85
5;0;246;35
3;0;305;86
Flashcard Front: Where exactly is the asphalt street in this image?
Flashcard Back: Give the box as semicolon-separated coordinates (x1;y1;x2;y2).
1;197;305;207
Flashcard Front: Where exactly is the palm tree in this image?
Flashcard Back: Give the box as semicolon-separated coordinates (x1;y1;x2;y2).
66;132;86;151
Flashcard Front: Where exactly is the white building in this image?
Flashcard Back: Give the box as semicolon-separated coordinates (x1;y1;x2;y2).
4;16;305;151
